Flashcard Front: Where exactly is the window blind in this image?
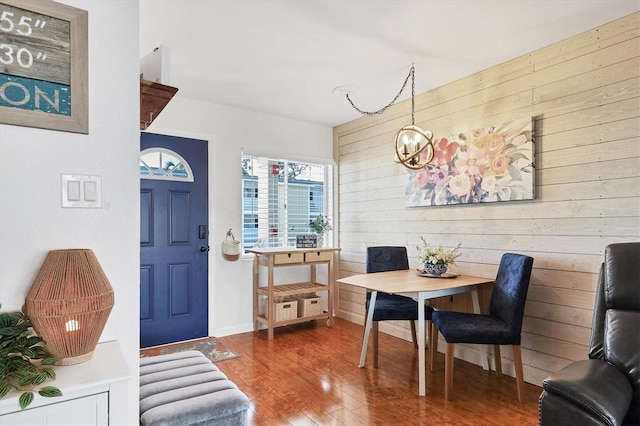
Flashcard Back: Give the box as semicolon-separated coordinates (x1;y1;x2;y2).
241;154;332;251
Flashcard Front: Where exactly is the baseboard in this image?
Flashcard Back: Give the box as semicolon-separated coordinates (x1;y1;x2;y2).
214;323;254;337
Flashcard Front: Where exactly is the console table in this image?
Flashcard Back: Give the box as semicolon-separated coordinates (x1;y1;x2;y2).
0;340;131;425
247;247;341;340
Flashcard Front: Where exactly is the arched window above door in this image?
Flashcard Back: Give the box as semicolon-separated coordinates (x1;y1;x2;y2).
140;147;194;182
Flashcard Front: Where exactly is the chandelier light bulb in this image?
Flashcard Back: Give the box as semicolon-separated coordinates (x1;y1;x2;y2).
394;125;434;170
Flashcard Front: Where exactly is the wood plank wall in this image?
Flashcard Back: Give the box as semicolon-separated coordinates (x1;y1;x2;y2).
333;12;640;386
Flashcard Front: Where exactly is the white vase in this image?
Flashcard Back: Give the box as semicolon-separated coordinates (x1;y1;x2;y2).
316;234;324;247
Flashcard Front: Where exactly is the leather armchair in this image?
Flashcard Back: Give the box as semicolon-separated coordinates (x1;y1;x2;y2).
539;242;640;426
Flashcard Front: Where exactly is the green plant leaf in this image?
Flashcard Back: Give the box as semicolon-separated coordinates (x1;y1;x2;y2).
0;312;22;327
25;337;42;347
0;383;11;399
43;367;56;380
17;376;33;387
39;386;62;398
19;392;34;409
22;347;37;359
11;359;33;372
0;308;60;410
41;356;57;366
0;327;21;336
0;327;13;336
33;373;47;385
30;346;48;357
13;369;30;380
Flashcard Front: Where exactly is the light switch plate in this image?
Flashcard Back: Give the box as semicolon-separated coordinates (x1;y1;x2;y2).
61;174;102;208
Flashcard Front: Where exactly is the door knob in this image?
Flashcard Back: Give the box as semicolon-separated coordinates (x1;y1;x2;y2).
199;245;210;252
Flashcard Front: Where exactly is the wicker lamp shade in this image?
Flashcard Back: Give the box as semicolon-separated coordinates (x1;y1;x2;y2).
26;249;115;365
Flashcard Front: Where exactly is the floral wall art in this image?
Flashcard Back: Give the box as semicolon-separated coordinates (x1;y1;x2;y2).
405;118;534;207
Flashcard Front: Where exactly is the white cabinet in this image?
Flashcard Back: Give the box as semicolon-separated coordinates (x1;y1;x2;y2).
2;393;108;425
0;341;130;425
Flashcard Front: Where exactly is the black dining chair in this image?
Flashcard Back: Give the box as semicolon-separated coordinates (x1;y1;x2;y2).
365;246;435;368
431;252;534;402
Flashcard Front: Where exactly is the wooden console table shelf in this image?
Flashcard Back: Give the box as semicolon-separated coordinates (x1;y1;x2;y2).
247;247;341;340
255;282;328;297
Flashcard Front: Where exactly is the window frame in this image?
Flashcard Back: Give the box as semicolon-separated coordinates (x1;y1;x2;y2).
241;153;333;253
140;147;194;182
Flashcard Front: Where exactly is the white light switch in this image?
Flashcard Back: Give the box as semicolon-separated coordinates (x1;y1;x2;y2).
67;181;81;201
61;174;102;208
84;181;97;201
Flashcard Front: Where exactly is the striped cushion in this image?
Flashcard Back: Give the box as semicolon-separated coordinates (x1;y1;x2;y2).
140;351;249;426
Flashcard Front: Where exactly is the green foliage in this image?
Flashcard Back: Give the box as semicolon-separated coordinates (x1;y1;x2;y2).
0;306;62;409
309;215;331;234
0;384;10;399
39;386;62;398
18;392;33;410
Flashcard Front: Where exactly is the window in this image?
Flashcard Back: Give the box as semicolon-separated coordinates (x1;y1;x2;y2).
140;148;194;181
241;154;333;251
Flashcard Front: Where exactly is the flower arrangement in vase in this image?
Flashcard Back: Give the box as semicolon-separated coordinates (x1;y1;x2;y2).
309;215;332;247
416;237;462;276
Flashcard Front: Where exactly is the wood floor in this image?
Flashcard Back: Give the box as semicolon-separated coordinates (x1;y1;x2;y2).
215;318;541;425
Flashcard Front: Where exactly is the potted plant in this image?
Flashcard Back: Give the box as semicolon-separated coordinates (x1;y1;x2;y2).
0;306;62;409
416;237;462;276
309;215;332;247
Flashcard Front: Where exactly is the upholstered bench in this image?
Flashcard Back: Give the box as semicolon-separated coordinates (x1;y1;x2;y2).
139;350;250;426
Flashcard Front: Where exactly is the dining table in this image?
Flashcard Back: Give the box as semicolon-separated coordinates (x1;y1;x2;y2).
336;269;494;396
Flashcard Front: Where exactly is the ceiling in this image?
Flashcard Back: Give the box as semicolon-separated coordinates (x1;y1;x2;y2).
139;1;639;128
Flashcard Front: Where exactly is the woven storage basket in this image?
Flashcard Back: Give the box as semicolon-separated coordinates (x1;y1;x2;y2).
297;294;324;317
265;298;298;322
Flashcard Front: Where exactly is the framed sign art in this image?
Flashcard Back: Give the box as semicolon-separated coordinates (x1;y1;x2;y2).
0;0;88;133
406;118;535;207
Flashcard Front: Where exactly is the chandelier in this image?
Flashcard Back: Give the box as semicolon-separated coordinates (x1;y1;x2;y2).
339;66;434;169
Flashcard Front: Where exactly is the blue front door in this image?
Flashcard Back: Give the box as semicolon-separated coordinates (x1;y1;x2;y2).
140;133;209;348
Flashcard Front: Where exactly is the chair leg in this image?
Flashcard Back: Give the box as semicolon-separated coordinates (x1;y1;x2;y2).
426;320;433;364
430;325;438;371
493;345;502;375
410;320;418;349
372;321;379;368
444;342;455;400
513;345;525;403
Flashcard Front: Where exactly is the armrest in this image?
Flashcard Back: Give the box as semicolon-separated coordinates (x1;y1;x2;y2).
541;359;632;426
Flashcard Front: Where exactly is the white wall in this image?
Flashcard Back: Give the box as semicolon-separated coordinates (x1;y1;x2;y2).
0;1;140;423
147;97;333;337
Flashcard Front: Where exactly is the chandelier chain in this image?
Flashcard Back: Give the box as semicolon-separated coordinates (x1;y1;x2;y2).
345;66;415;117
411;66;415;125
